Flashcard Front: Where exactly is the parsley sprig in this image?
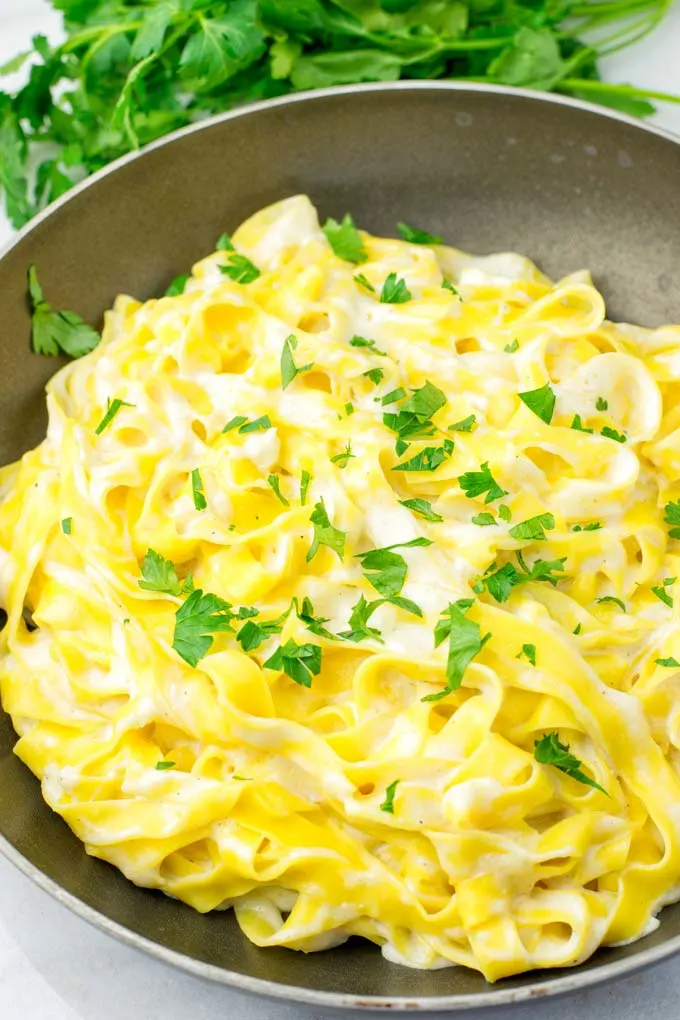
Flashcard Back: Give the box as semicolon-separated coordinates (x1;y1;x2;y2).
138;548;194;597
28;265;100;358
423;599;490;702
534;732;607;795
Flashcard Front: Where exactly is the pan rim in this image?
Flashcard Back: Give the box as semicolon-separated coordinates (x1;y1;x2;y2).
1;80;680;1012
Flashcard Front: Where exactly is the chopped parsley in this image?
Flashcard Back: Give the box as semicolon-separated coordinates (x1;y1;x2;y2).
344;402;354;417
355;538;431;615
664;500;680;539
354;272;375;292
330;443;355;469
601;426;626;443
392;439;454;473
423;600;490;702
237;609;289;652
222;415;247;432
383;381;447;452
572;522;602;532
458;462;507;504
652;578;675;607
380;272;412;304
656;657;680;668
95;397;134;435
139;548;194;597
596;396;608;411
295;596;338;641
398;498;443;523
61;517;72;535
498;504;512;522
165;274;189;297
300;470;312;506
267;474;290;506
323;214;367;264
509;512;555;542
172;589;238;667
471;512;496;526
596;595;626;612
534;732;607;794
216;232;234;251
339;594;384;643
307;499;346;562
570;414;594;434
517;643;536;665
28;265;101;358
364;367;384;386
397;222;443;245
281;334;313;390
191;467;207;511
504;339;519;353
263;638;323;688
155;761;176;771
380;779;401;814
382;387;407;406
518;382;556;424
573;623;582;635
219;253;260;283
474;553;566;603
448;414;476;433
442;279;459;295
350;334;386;356
224;414;271;434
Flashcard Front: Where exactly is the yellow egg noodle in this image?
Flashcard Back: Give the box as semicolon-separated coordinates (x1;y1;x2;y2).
2;195;680;981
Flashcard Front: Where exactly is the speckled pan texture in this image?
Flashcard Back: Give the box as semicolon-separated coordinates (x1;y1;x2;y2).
0;84;679;1013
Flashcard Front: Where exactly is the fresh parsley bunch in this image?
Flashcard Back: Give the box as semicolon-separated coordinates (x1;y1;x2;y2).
1;0;679;228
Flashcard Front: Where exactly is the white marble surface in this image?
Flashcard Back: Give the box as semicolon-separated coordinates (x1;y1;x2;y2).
2;1;680;1018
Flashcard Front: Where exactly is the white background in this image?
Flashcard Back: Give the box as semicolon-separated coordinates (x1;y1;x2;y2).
1;2;680;1018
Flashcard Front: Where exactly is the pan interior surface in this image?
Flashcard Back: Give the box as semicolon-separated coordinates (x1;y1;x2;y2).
0;84;679;1010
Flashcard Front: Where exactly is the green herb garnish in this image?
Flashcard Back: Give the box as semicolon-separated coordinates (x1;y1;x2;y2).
664;501;680;539
596;595;626;612
423;600;490;702
656;657;680;667
596;396;608;411
139;548;194;597
61;517;72;535
330;443;355;469
354;272;375;293
509;512;555;542
300;470;312;506
307;499;346;562
570;414;594;434
380;779;400;814
534;732;607;794
263;638;322;688
448;414;476;433
393;440;454;473
601;426;626;443
380;272;412;304
267;474;289;506
323;214;367;264
517;643;536;665
364;367;384;386
459;462;507;504
220;253;260;283
172;590;236;667
504;339;519;353
518;382;556;424
339;594;384;643
28;265;100;358
398;498;443;523
281;334;313;390
471;512;496;526
397;222;443;245
191;467;207;511
165;274;189;297
95;397;134;435
350;335;386;356
155;761;176;771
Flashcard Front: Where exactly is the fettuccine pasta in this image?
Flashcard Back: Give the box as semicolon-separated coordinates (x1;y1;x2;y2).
2;195;680;980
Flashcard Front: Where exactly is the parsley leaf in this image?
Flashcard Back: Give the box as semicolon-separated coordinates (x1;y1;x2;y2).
216;232;234;251
652;583;674;607
240;415;271;433
95;397;134;435
397;222;443;245
601;426;626;443
380;779;400;813
448;414;476;433
380;272;412;304
344;402;354;416
442;279;459;295
61;517;72;535
534;732;607;795
191;468;207;511
281;334;313;389
220;253;261;283
664;500;680;539
572;522;602;531
300;470;312;506
472;512;496;526
393;439;454;473
504;339;519;353
596;396;608;411
517;643;536;665
350;334;386;356
354;272;375;293
423;600;490;702
356;538;430;610
267;474;290;506
139;548;193;597
498;504;512;522
172;589;236;667
382;387;407;406
165;274;189;297
155;761;176;771
475;554;566;603
571;414;594;434
509;512;555;542
222;415;247;433
28;265;101;358
596;595;626;612
364;367;384;386
656;657;680;667
237;609;288;652
295;596;338;641
518;382;556;424
401;381;447;419
458;462;507;504
263;638;322;687
339;594;384;643
323;213;367;264
330;443;355;469
307;499;346;562
398;498;443;523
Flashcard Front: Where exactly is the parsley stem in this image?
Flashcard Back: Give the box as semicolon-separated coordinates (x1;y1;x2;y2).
560;79;680;105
